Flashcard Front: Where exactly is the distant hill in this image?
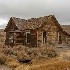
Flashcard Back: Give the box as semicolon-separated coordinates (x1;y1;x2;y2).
0;29;4;32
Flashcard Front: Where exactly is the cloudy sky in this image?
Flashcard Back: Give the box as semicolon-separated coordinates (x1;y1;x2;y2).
0;0;70;29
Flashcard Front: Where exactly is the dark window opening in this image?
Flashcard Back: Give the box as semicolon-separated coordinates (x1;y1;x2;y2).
58;32;62;44
43;31;47;43
26;32;30;43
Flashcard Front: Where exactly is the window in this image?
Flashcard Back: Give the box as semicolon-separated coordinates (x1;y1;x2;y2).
43;31;47;43
9;34;14;43
26;32;30;43
58;32;62;44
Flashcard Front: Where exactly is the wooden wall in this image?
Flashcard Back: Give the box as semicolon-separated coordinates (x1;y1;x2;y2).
37;21;70;47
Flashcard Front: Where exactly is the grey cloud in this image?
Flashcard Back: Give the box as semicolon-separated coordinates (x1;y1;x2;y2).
0;0;70;29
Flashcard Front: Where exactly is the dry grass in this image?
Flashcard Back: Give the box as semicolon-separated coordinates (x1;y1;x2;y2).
5;60;20;68
29;60;70;70
15;58;70;70
0;53;7;64
0;44;57;69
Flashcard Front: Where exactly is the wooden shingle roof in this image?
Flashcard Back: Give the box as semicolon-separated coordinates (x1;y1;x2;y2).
12;16;48;30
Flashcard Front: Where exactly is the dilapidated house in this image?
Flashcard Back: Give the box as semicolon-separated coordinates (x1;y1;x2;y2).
4;15;70;47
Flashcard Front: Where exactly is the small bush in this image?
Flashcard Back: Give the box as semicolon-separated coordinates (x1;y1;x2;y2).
3;47;17;56
0;53;7;64
47;51;57;57
17;50;30;62
45;47;57;57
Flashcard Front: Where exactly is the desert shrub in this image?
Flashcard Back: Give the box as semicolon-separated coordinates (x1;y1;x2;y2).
17;50;30;61
5;55;20;68
26;48;40;59
3;47;17;56
47;51;57;57
45;47;57;57
26;46;57;59
13;45;27;51
0;53;7;64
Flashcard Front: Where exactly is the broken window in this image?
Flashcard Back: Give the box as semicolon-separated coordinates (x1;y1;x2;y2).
9;33;14;46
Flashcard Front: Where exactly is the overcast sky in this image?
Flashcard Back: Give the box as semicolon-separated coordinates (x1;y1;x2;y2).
0;0;70;29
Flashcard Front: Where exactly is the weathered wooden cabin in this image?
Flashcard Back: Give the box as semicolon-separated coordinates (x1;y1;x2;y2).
4;15;70;47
